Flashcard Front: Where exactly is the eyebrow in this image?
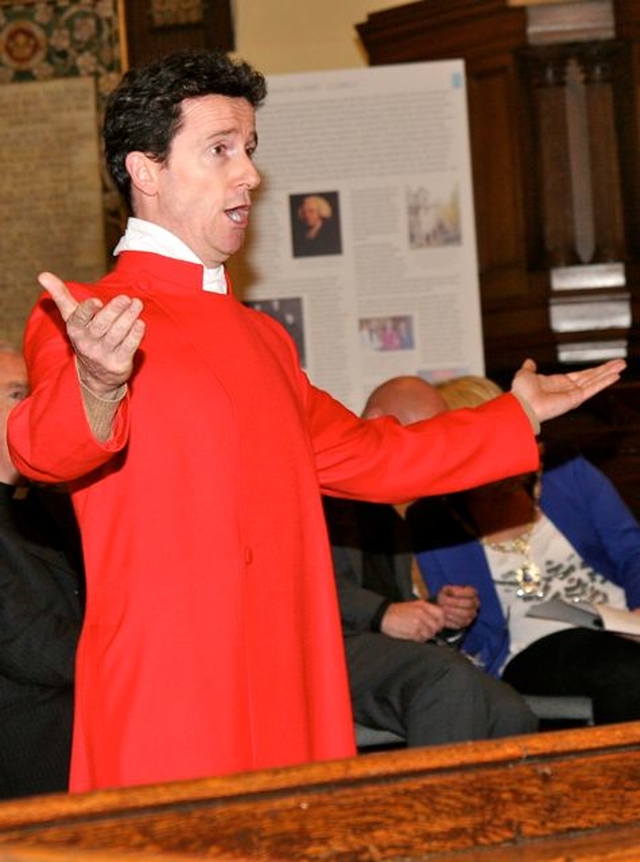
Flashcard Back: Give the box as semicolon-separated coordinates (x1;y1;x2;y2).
206;129;258;146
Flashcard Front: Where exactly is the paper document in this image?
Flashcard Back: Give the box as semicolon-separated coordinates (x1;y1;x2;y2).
526;597;640;637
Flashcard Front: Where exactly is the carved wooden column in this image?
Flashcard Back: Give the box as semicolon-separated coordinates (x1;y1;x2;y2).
526;47;579;268
580;41;626;263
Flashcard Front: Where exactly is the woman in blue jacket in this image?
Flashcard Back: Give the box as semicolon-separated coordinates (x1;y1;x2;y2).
410;376;640;725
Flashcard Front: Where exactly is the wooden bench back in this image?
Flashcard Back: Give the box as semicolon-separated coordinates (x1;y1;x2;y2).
0;723;639;860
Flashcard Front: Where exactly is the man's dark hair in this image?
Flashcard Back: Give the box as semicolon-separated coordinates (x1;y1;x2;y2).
104;49;268;211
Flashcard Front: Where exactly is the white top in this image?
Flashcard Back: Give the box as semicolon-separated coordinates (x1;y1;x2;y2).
483;513;628;671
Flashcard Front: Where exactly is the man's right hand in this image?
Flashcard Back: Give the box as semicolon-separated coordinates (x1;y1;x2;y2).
39;271;146;399
380;600;445;642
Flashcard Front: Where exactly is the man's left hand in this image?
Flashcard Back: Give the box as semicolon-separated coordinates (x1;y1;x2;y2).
511;357;625;423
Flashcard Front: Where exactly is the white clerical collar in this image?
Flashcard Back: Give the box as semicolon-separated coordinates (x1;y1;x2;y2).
113;217;227;294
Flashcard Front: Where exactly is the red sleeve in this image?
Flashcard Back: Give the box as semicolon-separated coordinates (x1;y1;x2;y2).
304;381;539;503
7;293;129;484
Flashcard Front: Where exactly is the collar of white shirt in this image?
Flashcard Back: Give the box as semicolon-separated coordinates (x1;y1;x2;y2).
113;217;227;295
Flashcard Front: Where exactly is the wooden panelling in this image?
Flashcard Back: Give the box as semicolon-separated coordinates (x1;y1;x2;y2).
123;0;233;69
357;0;640;379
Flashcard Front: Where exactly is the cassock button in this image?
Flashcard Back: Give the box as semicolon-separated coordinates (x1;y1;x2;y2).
245;547;253;565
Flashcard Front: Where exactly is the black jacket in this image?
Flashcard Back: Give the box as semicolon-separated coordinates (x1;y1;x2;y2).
323;497;414;634
0;483;84;798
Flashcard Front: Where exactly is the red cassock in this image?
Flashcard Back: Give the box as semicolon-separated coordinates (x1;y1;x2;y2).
8;252;539;792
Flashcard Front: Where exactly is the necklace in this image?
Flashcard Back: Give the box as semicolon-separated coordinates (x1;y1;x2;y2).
443;478;545;600
481;513;546;599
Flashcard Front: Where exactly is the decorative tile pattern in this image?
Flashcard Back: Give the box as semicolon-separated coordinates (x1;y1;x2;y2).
0;0;123;107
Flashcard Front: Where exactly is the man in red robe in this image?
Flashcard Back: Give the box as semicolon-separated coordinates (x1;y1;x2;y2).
7;49;624;793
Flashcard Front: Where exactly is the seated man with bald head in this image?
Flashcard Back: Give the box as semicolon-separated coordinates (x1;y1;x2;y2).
324;375;538;747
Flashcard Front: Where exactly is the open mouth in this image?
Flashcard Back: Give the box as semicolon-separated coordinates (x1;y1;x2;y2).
226;206;250;226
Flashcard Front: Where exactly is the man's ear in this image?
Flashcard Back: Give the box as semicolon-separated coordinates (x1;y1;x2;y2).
125;151;159;198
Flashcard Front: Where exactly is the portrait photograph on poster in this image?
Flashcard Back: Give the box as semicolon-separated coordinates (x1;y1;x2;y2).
289;191;343;258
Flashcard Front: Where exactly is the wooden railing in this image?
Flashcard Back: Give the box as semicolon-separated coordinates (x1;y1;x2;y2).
0;722;640;860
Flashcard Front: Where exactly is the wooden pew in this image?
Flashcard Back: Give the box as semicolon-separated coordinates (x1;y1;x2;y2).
0;722;640;860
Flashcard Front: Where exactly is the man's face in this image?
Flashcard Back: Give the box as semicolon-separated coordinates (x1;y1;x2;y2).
300;199;321;227
140;94;261;268
0;351;28;482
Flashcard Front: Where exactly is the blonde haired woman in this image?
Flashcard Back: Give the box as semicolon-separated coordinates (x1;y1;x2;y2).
412;374;640;725
437;374;503;410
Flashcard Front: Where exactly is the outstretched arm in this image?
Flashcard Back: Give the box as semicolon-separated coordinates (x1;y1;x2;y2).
37;271;146;440
510;357;625;424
